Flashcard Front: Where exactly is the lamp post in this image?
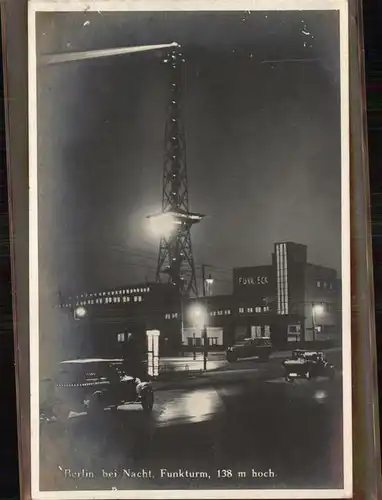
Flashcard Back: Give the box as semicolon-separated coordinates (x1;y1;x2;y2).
202;264;214;297
203;325;208;371
201;265;214;367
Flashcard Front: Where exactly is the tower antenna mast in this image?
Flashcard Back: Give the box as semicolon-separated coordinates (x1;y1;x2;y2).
147;46;204;297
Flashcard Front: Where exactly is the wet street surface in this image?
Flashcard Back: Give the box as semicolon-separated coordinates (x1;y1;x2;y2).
40;351;344;491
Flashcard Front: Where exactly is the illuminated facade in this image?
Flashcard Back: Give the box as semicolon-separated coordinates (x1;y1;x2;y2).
59;242;341;354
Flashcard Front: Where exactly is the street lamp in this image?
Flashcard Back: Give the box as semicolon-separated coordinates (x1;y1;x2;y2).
312;303;323;340
189;304;208;370
189;304;206;326
313;304;324;315
202;264;214;297
74;306;87;320
205;274;214;297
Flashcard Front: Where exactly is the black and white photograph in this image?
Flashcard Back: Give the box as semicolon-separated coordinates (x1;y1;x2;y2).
29;0;351;497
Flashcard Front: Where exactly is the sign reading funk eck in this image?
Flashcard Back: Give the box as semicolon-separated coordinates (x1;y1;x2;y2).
238;276;269;285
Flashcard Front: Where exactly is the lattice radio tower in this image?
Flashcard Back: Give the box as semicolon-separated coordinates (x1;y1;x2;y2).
147;46;204;297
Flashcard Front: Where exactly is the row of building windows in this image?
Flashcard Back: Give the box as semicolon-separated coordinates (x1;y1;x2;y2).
60;295;144;308
251;325;271;337
70;287;151;301
316;281;333;290
239;306;270;314
210;309;231;316
163;307;270;320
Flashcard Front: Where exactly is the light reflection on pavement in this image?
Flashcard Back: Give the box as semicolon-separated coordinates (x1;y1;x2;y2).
154;388;224;427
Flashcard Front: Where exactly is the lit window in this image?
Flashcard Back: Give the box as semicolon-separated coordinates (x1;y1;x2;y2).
117;333;125;342
239;308;244;314
317;281;321;288
147;287;151;292
126;297;130;302
329;283;333;290
264;325;271;336
255;307;262;313
248;307;253;313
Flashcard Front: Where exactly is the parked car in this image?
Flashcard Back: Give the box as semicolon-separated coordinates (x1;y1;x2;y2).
283;350;335;382
226;337;272;362
40;358;154;424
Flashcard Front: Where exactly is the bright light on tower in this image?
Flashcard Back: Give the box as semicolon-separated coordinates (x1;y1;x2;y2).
148;213;178;238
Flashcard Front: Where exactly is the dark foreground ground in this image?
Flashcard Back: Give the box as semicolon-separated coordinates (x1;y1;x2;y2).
40;350;344;491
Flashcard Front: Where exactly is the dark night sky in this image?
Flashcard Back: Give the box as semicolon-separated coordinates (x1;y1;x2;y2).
36;10;342;297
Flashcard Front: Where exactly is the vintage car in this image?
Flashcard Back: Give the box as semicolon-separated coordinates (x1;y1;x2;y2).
282;350;335;382
40;358;154;423
226;337;272;362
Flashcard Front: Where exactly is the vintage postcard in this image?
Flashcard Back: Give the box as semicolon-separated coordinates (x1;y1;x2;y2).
28;0;351;498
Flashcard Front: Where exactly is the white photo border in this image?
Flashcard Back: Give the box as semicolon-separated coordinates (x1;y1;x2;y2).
28;0;351;497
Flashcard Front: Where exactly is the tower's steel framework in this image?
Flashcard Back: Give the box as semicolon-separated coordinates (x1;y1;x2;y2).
148;48;204;297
